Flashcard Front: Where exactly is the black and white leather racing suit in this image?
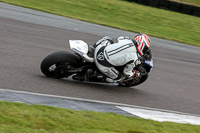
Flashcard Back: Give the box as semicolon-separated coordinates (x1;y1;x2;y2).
94;36;140;82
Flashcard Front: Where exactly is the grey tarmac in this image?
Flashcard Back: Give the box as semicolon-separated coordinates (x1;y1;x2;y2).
0;2;200;115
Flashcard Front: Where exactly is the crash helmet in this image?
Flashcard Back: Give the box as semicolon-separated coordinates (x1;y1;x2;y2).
134;33;151;56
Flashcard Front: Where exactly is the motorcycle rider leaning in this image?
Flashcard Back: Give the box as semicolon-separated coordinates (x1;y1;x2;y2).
94;33;152;83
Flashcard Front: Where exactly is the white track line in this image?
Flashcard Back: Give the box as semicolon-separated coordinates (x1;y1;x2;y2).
117;106;200;125
1;88;200;125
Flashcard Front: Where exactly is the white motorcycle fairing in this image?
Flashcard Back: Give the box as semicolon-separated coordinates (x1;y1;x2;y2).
69;40;94;62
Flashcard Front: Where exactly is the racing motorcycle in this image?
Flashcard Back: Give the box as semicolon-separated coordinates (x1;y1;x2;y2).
40;40;153;87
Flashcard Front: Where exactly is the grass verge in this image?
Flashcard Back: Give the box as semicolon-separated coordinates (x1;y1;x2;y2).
0;0;200;47
0;101;200;133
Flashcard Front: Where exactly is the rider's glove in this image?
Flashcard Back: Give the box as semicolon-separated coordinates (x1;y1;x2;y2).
135;59;141;66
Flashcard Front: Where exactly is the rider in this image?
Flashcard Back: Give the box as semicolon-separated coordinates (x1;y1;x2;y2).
94;33;152;83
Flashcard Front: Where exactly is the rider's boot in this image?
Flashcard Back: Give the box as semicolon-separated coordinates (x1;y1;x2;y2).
106;77;122;83
106;78;115;83
105;78;120;85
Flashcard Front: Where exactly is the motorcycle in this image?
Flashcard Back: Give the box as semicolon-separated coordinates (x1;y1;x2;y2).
40;40;153;87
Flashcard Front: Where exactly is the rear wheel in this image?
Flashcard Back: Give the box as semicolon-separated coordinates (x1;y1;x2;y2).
40;51;81;78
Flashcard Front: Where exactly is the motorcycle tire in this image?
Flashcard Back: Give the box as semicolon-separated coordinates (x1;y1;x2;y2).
119;74;148;87
119;65;149;87
40;51;81;78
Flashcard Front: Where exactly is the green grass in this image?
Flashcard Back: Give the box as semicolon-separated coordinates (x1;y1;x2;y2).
0;0;200;47
0;101;200;133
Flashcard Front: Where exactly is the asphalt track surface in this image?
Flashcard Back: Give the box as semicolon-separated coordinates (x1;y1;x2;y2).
0;3;200;115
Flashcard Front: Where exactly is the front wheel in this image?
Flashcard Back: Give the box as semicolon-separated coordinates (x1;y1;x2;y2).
40;51;81;78
119;74;148;87
119;65;149;87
